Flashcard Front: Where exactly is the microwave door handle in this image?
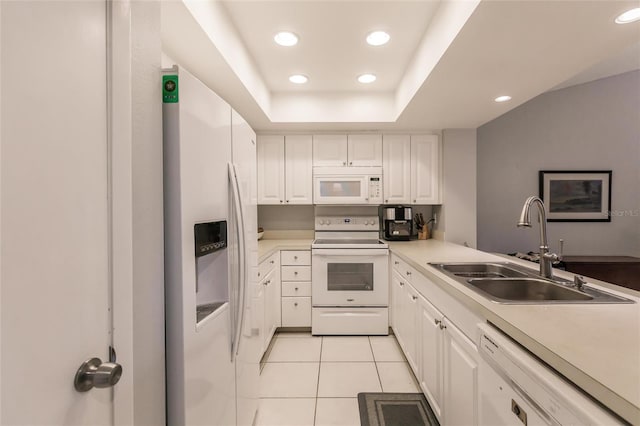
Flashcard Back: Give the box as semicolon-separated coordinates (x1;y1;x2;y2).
228;163;247;360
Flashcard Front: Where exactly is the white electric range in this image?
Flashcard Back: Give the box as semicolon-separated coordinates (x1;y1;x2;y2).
311;215;389;335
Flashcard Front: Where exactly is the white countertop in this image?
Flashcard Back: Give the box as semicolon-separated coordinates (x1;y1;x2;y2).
387;239;640;425
257;237;640;423
258;238;313;262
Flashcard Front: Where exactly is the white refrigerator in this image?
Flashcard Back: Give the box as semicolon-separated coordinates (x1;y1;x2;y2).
163;66;260;426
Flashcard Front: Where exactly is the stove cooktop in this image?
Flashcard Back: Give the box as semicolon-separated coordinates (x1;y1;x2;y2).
311;238;389;249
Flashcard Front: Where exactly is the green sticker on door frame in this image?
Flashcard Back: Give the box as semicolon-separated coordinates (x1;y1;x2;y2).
163;75;179;103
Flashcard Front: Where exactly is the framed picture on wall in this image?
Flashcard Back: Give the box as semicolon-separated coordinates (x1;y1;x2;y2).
539;170;612;222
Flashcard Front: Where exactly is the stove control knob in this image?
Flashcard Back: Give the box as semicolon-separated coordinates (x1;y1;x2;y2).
326;219;331;225
319;220;325;225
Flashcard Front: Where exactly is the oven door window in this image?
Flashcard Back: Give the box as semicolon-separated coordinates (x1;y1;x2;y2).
327;263;373;291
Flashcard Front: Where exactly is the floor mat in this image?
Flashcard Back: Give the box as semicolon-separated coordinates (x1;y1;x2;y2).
357;393;439;426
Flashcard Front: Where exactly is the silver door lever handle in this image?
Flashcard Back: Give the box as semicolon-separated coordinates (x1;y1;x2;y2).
74;357;122;392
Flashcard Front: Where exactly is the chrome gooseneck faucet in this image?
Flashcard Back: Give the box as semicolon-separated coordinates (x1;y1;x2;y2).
517;196;561;279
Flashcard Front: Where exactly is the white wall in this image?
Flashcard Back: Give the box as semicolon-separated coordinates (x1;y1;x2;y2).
441;129;477;247
477;71;640;256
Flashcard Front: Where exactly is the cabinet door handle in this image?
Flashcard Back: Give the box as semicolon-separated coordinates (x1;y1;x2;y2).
294;256;298;260
294;271;298;275
294;287;299;291
349;161;353;166
294;302;298;307
385;199;389;203
439;323;446;330
434;319;441;325
399;282;404;287
343;161;347;166
280;200;283;203
412;295;417;301
406;271;411;276
286;200;289;203
413;199;417;203
270;260;275;264
394;261;399;265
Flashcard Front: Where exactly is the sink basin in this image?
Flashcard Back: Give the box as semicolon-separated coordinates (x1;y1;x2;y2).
429;262;634;304
467;278;592;302
436;263;528;279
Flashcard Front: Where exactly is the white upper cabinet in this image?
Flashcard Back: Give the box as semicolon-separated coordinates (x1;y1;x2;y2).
383;134;441;205
411;134;441;204
257;135;312;205
257;135;285;204
285;135;313;204
312;134;348;166
313;134;382;167
383;135;411;204
347;134;382;166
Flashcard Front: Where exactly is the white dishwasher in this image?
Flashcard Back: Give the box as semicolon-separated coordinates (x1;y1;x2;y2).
477;323;623;426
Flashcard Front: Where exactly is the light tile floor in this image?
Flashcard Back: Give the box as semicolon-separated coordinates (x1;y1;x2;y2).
256;332;420;426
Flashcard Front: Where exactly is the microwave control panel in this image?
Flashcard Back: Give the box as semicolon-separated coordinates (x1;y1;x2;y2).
368;177;382;203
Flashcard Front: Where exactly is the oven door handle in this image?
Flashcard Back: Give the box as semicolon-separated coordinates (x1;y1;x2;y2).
312;249;389;256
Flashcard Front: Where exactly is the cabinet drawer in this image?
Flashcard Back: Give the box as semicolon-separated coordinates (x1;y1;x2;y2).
281;265;311;281
281;297;311;327
391;255;413;281
281;250;311;266
282;281;311;297
259;252;279;279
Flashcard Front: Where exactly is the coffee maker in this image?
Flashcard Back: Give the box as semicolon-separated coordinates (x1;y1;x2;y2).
383;206;413;241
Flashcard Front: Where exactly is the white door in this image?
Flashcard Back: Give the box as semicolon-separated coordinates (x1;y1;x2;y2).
411;135;441;204
1;1;127;424
257;135;285;204
284;135;313;204
383;135;411;204
313;134;348;166
348;134;383;166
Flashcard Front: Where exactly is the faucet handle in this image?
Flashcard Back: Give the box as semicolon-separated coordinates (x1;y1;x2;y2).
558;239;564;261
574;275;586;291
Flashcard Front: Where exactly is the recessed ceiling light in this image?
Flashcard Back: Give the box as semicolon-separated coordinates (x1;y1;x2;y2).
615;7;640;24
274;31;299;46
289;74;308;84
358;74;377;84
366;31;390;46
494;95;512;103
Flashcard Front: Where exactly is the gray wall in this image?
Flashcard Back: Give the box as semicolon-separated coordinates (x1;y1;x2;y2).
477;70;640;257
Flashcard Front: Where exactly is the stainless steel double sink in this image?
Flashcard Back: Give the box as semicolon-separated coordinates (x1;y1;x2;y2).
429;262;634;304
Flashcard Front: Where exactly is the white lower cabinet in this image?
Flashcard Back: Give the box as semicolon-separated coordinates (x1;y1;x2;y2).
259;252;280;355
392;271;419;373
281;250;311;327
443;317;479;426
418;294;444;420
391;254;480;425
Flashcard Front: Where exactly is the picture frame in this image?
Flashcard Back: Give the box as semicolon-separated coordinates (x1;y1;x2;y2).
539;170;612;222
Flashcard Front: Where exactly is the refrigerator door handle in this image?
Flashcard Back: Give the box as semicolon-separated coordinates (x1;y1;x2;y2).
229;163;247;359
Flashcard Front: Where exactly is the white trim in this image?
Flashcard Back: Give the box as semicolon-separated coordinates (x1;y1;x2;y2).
0;2;3;420
110;0;135;424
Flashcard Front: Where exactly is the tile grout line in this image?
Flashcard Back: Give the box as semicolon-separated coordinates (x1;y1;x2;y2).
368;336;385;392
313;336;323;426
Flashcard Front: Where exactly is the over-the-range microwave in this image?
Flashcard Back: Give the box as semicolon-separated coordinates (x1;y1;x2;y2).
313;166;383;205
